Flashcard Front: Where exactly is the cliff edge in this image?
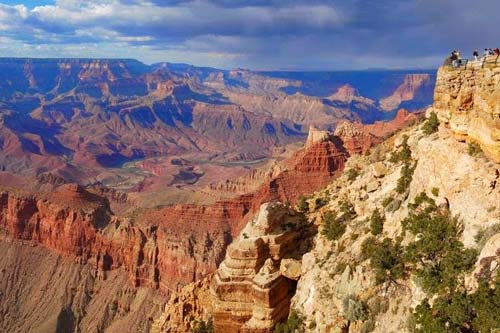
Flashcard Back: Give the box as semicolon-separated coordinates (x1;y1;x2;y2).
432;65;500;162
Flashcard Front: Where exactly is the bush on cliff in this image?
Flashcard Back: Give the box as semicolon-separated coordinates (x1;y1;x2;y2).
411;275;500;333
396;160;417;194
369;208;385;235
402;192;477;294
346;168;361;182
297;195;309;212
467;141;483;157
274;310;304;333
191;317;214;333
389;135;412;164
361;236;405;285
422;112;439;135
322;210;346;242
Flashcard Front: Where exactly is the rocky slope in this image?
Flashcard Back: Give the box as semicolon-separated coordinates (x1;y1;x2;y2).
0;238;166;333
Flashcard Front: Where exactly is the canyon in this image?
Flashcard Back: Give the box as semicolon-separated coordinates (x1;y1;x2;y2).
0;58;434;208
0;58;436;333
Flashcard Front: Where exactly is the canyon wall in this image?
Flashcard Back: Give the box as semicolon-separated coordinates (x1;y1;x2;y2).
0;131;348;297
432;65;500;162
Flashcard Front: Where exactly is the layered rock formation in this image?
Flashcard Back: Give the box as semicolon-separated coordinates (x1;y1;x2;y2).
334;122;380;155
0;129;348;297
0;239;166;333
432;65;500;162
211;203;311;333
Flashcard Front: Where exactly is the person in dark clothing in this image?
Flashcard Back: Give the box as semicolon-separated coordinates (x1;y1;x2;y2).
473;49;479;61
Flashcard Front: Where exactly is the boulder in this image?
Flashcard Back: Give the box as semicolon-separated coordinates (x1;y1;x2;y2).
280;258;302;280
372;162;388;178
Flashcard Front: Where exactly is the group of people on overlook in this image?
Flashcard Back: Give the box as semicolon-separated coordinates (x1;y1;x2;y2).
449;47;500;68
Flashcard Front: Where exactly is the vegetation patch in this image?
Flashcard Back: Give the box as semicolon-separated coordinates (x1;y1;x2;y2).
411;276;500;333
274;310;304;333
431;187;439;197
467;141;483;157
191;317;214;333
321;200;356;242
422;112;439;135
322;211;346;242
346;167;361;182
389;135;412;164
403;192;477;294
361;236;406;285
369;208;385;235
396;160;417;194
297;195;309;212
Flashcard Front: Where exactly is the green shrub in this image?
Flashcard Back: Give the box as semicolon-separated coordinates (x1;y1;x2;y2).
431;187;439;197
322;211;346;242
346;168;361;182
411;275;500;333
191;317;214;333
369;208;385;235
402;192;478;294
422;112;439;135
343;295;367;322
360;319;376;333
396;161;417;194
314;197;328;209
339;200;357;222
468;141;483;157
274;310;304;333
297;196;308;212
389;135;412;164
381;196;393;208
361;237;405;285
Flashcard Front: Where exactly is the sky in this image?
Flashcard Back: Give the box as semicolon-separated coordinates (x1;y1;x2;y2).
0;0;498;70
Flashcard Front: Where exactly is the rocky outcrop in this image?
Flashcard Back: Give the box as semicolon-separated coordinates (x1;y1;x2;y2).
151;275;215;333
211;203;312;333
334;122;380;155
432;65;500;162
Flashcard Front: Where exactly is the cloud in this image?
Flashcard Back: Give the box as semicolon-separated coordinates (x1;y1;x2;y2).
0;0;499;69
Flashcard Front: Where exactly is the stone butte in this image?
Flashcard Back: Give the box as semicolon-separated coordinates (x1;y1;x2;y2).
432;64;500;162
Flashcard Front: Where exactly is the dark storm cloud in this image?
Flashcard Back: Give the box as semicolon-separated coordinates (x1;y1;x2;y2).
0;0;498;69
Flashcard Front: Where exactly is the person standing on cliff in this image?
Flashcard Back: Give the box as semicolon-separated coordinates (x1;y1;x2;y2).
473;49;479;61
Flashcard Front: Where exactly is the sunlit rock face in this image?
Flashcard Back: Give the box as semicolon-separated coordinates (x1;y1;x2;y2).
432;65;500;162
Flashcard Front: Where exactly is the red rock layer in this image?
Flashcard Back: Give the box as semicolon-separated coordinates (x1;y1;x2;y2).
0;135;347;295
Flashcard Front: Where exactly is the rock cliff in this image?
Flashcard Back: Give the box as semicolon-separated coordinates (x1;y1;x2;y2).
432;65;500;162
0;130;348;299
